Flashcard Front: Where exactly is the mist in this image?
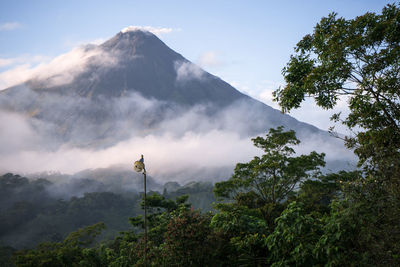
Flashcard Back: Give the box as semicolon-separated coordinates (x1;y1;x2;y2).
0;87;356;184
0;34;357;193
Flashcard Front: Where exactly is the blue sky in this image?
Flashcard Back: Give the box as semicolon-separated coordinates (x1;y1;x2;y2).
0;0;394;132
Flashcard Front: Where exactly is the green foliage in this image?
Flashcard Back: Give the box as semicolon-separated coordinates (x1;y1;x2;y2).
101;193;196;266
274;4;400;265
321;178;400;266
161;206;214;266
214;126;325;216
314;200;370;267
297;170;361;214
165;181;216;212
274;4;400;173
14;222;106;267
266;202;323;266
0;246;16;267
211;204;267;236
0;173;143;249
211;127;327;265
10;125;391;266
230;233;269;266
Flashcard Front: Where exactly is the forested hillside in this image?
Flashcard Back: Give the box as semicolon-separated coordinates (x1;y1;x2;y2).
0;173;215;265
7;125;389;266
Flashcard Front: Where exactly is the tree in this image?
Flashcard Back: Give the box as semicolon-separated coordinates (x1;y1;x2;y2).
161;206;215;266
273;4;400;265
212;127;325;265
14;222;106;267
129;193;190;248
214;126;325;220
297;170;361;214
266;202;324;267
104;193;197;266
210;204;269;265
273;3;400;176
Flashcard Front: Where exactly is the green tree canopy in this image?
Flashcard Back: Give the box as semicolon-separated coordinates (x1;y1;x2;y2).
274;4;400;264
274;4;400;174
214;126;325;232
215;126;325;206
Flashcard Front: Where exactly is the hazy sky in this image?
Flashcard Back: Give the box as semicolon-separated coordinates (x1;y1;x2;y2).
0;0;394;132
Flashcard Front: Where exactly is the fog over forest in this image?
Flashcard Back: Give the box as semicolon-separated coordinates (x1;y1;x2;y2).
0;94;356;185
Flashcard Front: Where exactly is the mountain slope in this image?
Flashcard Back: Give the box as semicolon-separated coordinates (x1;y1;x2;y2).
0;28;356;177
7;30;246;107
0;29;324;146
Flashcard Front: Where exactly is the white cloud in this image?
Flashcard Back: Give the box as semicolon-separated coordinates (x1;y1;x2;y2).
0;22;22;31
227;80;250;94
0;111;41;154
0;92;356;180
0;46;117;90
0;109;259;176
0;106;355;178
31;46;117;87
229;79;352;134
0;64;33;89
121;26;176;36
0;55;50;68
258;89;280;109
64;38;107;48
197;51;223;68
0;58;15;68
256;80;283;109
174;60;205;82
254;82;351;133
0;25;177;90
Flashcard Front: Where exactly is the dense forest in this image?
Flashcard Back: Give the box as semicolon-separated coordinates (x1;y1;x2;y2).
2;3;400;266
0;173;215;265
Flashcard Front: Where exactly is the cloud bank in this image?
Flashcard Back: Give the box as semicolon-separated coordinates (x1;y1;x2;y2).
0;37;356;186
0;87;356;185
174;60;205;82
0;45;117;90
228;79;353;134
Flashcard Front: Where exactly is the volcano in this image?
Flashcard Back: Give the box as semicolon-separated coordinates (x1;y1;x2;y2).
0;28;329;149
4;30;245;106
